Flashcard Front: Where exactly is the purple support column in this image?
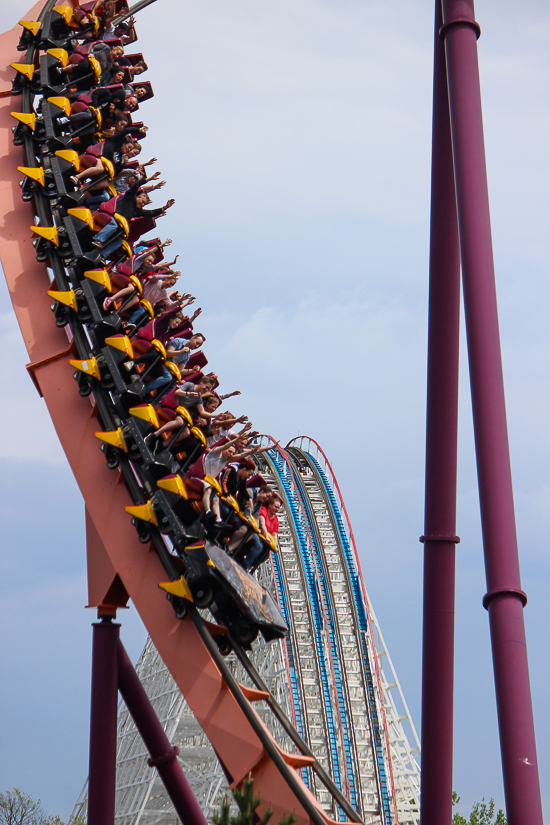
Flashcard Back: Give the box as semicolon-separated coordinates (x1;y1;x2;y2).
441;1;543;822
117;640;209;825
88;616;120;825
420;1;461;823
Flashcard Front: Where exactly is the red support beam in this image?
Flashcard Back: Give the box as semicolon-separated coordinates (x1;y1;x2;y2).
87;617;120;825
117;640;209;825
420;0;461;822
440;1;543;821
86;616;209;825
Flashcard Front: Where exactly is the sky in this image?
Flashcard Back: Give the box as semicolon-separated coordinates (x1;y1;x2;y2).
0;0;549;820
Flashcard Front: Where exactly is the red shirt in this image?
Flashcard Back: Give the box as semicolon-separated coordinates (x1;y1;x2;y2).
260;506;279;535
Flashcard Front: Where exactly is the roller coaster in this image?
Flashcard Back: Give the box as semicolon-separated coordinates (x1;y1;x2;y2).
0;3;419;823
0;2;544;825
72;438;420;824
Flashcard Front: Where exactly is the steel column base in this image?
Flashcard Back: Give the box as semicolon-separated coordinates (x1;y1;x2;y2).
86;616;208;825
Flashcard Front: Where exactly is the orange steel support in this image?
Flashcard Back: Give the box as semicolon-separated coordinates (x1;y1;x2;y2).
0;10;349;825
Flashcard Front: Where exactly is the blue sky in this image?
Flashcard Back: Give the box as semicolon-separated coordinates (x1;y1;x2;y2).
0;0;548;819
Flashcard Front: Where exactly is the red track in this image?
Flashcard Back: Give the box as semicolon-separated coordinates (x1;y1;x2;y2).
0;8;355;824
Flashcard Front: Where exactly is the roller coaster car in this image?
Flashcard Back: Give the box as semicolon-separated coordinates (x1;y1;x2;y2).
71;334;154;407
47;205;102;265
17;20;42;53
42;153;86;206
39;51;69;95
96;345;148;402
60;267;123;339
39;97;76;146
16;150;83;207
103;408;206;480
122;417;174;475
184;541;288;647
36;7;84;50
153;432;206;480
96;419;176;477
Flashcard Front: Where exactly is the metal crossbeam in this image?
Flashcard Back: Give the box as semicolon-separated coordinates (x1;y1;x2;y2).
73;564;294;825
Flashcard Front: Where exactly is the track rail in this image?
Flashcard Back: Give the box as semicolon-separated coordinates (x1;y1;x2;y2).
251;441;383;822
265;451;347;804
286;455;364;810
0;6;362;825
287;439;420;823
270;451;357;806
286;447;391;825
269;524;314;789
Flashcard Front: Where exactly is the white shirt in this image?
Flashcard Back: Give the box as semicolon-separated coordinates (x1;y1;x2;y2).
204;451;228;479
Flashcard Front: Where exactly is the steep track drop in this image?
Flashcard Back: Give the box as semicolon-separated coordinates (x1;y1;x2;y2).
0;5;422;823
255;441;420;824
0;5;363;825
73;437;420;824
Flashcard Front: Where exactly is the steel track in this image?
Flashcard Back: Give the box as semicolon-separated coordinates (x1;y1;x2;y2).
12;9;365;823
257;447;385;822
285;448;392;825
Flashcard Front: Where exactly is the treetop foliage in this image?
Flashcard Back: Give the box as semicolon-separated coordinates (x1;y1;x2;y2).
213;775;297;825
452;791;507;825
0;790;84;825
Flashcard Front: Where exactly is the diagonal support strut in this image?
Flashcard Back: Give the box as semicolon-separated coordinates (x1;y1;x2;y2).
87;615;209;825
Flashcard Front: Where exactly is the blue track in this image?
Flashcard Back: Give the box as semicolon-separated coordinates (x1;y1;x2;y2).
269;548;310;787
285;459;359;812
300;451;392;825
266;450;348;813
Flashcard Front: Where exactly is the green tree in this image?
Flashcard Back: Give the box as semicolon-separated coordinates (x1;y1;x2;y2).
213;775;296;825
452;791;506;825
0;790;84;825
0;790;47;825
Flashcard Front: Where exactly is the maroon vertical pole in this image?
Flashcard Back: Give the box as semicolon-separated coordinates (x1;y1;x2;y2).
88;615;120;825
440;2;543;822
117;640;209;825
420;1;461;823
